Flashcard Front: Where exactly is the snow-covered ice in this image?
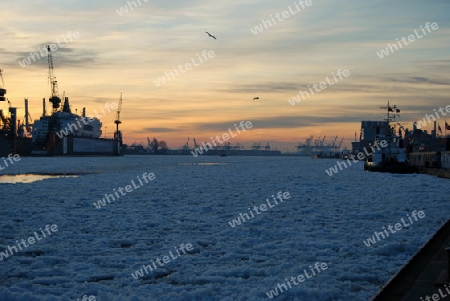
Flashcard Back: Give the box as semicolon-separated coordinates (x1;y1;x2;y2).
0;155;448;300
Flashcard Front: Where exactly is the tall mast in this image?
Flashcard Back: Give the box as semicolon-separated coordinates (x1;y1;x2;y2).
380;101;401;137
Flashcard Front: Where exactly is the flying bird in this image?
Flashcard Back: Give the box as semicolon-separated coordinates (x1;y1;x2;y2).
205;32;216;40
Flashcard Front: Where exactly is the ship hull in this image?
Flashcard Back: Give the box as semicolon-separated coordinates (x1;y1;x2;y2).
0;137;33;156
31;136;122;156
0;137;13;157
364;161;418;174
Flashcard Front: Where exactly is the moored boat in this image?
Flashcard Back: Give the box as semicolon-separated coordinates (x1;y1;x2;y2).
363;103;418;174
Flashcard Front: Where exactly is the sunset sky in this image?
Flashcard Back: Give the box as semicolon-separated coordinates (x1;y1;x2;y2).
1;0;449;151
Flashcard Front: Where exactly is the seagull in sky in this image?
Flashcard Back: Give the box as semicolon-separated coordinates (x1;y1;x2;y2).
205;31;216;40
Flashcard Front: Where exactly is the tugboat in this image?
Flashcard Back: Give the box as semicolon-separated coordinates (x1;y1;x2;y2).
364;103;418;174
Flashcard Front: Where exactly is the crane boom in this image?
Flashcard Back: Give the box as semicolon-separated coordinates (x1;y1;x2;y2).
115;92;122;127
47;45;61;111
0;69;6;102
0;69;4;88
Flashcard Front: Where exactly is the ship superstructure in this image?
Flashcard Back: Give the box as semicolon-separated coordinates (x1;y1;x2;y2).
363;103;417;173
32;98;102;145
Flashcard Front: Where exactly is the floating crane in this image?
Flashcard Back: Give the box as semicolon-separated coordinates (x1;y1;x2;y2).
47;45;61;112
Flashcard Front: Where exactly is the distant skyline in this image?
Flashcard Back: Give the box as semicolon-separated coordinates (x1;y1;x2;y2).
1;0;449;151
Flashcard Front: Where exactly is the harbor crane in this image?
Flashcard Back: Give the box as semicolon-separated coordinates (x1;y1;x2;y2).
47;45;61;112
114;92;122;138
114;92;123;155
251;142;261;151
0;69;6;102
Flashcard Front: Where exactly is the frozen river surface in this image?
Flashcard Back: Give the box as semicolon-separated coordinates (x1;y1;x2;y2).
0;155;448;300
